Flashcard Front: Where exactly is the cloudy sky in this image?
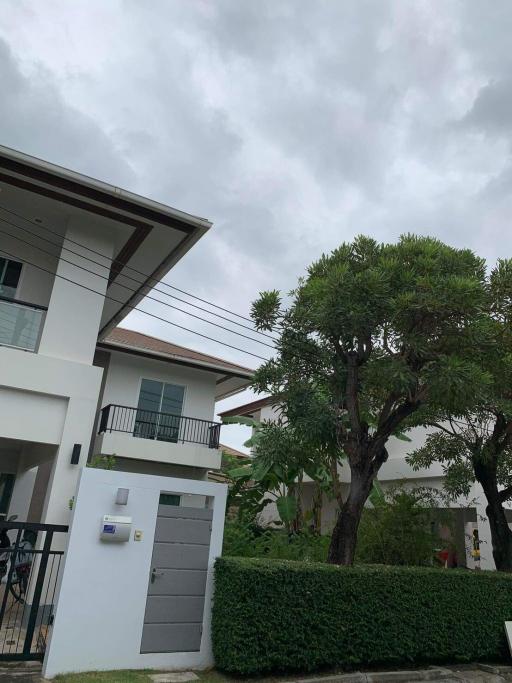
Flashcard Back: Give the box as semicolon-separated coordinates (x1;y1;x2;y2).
1;1;512;451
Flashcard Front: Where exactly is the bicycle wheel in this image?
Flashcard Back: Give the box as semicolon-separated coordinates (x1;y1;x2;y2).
9;577;24;604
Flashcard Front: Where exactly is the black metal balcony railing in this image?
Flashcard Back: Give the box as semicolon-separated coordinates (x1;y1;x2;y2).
98;404;221;449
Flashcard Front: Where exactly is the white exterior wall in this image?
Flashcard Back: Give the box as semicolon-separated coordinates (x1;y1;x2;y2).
43;468;227;678
0;343;103;529
1;230;56;309
38;219;113;365
94;351;222;471
252;409;502;570
96;432;221;471
7;465;38;521
259;404;280;423
0;219;118;531
101;352;217;423
0;387;67;445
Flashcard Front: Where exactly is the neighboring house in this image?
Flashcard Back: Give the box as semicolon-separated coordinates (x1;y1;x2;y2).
208;443;249;483
0;145;253;533
219;396;511;570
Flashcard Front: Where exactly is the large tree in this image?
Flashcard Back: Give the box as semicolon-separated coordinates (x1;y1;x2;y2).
251;234;489;565
408;259;512;571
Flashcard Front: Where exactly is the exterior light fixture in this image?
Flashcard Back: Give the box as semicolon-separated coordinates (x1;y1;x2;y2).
70;444;81;465
115;488;129;505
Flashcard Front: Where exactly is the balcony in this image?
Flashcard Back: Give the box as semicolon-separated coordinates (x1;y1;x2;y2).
0;296;46;352
95;404;222;470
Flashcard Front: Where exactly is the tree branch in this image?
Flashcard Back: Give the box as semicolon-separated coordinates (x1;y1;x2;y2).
373;399;420;447
378;392;399;430
345;352;362;437
499;485;512;503
430;422;458;437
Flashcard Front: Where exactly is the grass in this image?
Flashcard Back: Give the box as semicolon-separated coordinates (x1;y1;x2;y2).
53;671;153;683
52;670;238;683
51;668;308;683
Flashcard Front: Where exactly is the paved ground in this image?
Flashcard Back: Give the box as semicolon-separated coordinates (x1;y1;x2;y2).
0;662;42;682
2;663;512;683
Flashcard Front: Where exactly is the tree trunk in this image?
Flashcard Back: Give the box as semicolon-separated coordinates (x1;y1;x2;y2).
312;483;323;534
473;455;512;572
327;464;375;565
486;497;512;572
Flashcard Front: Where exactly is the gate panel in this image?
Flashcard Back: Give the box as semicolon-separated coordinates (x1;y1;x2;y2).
141;504;213;654
0;521;68;661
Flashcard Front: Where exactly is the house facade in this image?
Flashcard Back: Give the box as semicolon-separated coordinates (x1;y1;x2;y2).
0;145;252;535
219;396;508;571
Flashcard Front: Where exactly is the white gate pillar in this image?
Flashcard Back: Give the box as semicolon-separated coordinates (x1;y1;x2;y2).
43;468;227;678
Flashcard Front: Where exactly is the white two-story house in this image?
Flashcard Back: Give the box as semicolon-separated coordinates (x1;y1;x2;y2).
0;145;252;532
219;396;508;571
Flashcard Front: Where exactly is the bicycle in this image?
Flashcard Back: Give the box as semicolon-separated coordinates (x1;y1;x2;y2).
0;516;34;604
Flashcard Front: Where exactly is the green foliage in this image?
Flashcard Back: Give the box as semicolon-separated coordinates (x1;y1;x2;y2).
87;454;117;470
212;557;512;675
406;258;512;570
275;495;297;523
222;521;329;562
222;486;444;567
356;487;451;566
222;414;337;531
251;234;491;562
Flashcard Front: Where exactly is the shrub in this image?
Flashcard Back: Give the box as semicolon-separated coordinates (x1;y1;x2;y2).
222;520;329;562
356;487;453;566
87;454;116;470
212;557;512;675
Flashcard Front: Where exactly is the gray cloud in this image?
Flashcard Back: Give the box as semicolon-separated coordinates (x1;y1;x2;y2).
2;1;512;450
462;79;512;135
0;39;135;187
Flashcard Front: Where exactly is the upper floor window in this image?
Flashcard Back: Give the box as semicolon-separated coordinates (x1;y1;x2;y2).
0;473;15;517
0;258;22;299
134;379;185;443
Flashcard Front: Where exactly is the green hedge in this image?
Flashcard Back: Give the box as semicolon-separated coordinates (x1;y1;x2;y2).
212;557;512;675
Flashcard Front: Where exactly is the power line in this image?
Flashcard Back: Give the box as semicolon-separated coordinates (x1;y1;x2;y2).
0;204;370;367
0;246;270;363
0;203;274;335
0;224;276;350
0;212;325;366
0;210;276;341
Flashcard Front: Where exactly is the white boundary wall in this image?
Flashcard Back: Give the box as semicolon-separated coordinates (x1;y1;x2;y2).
43;468;227;678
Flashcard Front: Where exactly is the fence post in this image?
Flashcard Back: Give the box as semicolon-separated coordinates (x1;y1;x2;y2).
23;531;53;656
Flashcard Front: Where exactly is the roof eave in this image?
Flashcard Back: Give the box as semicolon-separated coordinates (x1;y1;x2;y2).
0;144;212;231
97;340;254;381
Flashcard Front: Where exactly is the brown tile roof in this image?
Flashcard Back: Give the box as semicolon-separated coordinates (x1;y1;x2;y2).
208;444;250;483
102;327;254;377
218;396;274;417
219;443;250;459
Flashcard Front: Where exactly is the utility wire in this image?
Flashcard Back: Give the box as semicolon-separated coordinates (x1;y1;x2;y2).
0;213;277;341
0;224;276;350
1;243;502;426
0;246;270;363
0;203;274;336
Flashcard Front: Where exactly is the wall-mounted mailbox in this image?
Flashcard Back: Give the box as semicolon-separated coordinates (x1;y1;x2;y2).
100;515;132;543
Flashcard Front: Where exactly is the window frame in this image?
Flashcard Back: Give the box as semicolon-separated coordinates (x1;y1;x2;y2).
0;257;24;300
0;473;15;517
134;376;187;443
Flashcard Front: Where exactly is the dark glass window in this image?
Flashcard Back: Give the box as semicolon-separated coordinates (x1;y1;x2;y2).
134;379;185;442
159;493;181;506
0;474;15;516
0;258;22;298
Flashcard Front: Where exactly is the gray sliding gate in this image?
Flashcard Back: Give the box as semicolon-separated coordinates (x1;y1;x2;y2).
141;504;213;654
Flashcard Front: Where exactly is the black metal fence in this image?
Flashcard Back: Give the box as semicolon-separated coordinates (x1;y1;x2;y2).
0;521;68;661
98;404;221;449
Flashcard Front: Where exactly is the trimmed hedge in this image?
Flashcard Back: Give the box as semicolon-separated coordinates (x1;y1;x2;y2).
212;557;512;675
